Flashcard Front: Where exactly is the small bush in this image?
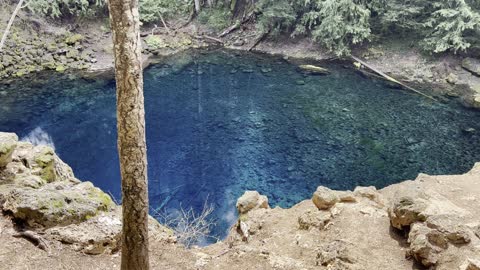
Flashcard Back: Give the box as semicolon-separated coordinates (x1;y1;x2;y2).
153;199;217;247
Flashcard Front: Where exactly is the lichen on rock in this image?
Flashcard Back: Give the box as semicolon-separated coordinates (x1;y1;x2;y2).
0;133;18;168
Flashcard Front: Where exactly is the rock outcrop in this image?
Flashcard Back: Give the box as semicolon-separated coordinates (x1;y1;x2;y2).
384;170;480;270
0;133;17;168
236;190;269;214
0;132;174;254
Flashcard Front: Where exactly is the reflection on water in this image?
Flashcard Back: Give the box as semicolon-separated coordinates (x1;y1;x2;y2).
21;127;56;150
1;49;479;243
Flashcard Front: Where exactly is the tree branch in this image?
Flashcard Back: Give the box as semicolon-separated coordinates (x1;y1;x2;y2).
0;0;25;52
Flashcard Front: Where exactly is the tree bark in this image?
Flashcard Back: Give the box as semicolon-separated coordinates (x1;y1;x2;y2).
106;0;150;270
0;0;25;52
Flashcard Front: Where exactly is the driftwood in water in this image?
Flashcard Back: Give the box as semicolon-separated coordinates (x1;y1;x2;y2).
351;55;438;101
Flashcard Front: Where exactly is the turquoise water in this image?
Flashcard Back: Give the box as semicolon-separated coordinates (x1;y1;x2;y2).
1;49;479;243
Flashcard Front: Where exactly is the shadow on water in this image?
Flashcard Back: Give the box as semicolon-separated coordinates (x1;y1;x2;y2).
1;49;479;244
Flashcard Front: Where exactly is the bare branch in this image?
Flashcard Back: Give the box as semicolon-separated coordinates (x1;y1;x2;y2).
0;0;25;52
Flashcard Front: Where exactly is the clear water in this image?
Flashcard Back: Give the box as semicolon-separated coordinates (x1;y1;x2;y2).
1;49;479;243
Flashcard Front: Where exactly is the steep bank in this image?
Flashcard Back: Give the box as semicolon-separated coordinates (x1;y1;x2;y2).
1;132;479;269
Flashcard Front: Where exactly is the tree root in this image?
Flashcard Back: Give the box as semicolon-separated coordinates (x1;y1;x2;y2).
14;230;50;253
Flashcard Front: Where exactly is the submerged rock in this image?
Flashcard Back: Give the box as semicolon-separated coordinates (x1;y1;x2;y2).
298;64;330;75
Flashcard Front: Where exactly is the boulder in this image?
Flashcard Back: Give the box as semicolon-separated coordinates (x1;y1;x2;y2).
236;191;269;214
312;186;339;210
446;73;458;84
388;196;427;229
0;132;18;168
408;223;445;267
25;144;75;183
46;210;122;254
2;181;114;228
462;58;480;76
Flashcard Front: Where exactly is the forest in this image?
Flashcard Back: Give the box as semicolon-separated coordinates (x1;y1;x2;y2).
22;0;480;55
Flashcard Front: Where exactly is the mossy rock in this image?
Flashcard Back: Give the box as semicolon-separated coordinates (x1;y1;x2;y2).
65;34;84;45
33;146;56;182
55;65;67;73
145;35;167;49
0;132;18;168
2;182;115;228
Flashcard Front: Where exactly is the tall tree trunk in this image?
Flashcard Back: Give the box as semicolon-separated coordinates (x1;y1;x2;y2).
106;1;150;270
194;0;202;13
0;0;25;52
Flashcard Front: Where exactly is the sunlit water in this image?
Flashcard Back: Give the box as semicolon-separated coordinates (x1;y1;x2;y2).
1;49;479;244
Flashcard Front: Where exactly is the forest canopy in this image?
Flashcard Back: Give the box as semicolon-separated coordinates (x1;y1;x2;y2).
22;0;480;56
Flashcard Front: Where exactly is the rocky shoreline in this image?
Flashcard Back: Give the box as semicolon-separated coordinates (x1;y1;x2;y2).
1;130;480;269
1;6;480;110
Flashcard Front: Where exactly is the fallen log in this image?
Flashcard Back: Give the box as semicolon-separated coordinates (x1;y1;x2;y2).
194;35;224;44
248;30;270;51
219;21;241;38
218;10;255;38
351;55;438;102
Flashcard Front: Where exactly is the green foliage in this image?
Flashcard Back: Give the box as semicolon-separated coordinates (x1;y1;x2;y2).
27;0;104;18
256;0;372;55
139;0;192;23
254;0;480;55
421;0;480;53
309;0;372;56
255;0;300;35
197;5;232;31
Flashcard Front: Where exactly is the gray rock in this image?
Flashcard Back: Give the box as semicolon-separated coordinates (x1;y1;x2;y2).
236;190;269;214
312;186;339;210
232;39;245;47
0;132;18;168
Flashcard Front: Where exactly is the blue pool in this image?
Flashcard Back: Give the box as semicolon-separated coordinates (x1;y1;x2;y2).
1;49;479;243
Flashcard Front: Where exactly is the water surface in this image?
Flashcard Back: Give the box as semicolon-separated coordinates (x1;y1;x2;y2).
1;49;479;242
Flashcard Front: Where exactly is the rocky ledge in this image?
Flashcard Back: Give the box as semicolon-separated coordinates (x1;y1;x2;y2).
1;131;479;269
0;132;175;255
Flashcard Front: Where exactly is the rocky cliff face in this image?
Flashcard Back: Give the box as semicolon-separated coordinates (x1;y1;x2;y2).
0;131;479;269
